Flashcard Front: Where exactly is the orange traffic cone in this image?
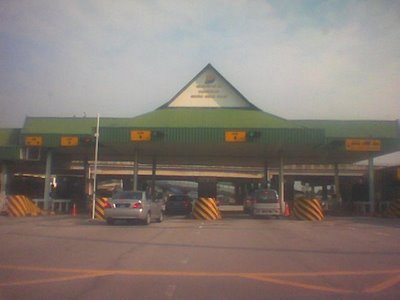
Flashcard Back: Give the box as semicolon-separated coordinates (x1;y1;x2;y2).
284;203;290;217
72;204;77;217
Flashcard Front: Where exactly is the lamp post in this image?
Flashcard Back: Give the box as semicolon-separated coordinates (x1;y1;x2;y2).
91;113;100;219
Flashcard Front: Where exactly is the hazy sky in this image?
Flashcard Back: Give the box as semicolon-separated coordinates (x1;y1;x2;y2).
0;0;399;128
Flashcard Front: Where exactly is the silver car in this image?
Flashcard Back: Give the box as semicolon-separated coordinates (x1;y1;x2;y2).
104;191;163;225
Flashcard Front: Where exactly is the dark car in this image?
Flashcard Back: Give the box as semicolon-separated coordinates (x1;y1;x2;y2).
165;195;193;215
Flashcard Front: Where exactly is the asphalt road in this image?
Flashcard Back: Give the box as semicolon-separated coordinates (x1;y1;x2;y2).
0;213;399;299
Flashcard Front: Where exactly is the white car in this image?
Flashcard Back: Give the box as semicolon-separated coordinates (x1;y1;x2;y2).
251;189;281;218
104;191;163;225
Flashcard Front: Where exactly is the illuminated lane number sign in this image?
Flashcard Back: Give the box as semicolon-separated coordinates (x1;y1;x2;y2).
131;130;152;141
225;131;247;142
25;136;43;146
61;136;79;147
345;139;381;152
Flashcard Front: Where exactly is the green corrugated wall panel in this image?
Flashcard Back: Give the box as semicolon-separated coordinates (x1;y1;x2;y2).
16;127;325;147
166;128;221;144
100;128;131;144
260;128;324;144
0;146;20;160
0;128;20;146
99;127;325;145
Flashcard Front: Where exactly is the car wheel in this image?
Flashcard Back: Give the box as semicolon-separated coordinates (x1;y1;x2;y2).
143;212;151;225
157;211;163;223
106;218;114;225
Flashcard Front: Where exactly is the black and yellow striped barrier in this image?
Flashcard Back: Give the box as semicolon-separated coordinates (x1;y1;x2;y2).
384;199;400;218
94;197;109;220
293;197;324;221
192;197;221;220
7;195;43;217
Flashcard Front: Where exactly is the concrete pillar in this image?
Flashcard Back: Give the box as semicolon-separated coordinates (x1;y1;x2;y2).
368;156;375;214
83;158;90;195
133;150;139;192
151;156;157;201
279;155;285;214
264;162;270;188
1;162;7;196
198;179;217;198
0;162;8;212
43;150;52;211
334;163;342;207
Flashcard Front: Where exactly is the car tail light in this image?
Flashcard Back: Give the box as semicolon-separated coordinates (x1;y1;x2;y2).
132;202;143;209
104;202;112;209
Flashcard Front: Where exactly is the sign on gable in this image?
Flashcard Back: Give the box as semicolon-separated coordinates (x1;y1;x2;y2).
166;64;254;109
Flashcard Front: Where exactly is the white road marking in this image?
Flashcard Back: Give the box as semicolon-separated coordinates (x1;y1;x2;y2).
165;284;176;299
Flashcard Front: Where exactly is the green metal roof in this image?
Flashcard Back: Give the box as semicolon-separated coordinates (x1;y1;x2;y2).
294;120;399;139
22;117;99;134
20;109;299;134
128;108;299;128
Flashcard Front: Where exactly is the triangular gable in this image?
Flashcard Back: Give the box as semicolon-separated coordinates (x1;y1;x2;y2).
160;64;260;110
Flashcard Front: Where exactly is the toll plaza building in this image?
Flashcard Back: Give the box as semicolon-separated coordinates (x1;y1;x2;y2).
0;64;399;215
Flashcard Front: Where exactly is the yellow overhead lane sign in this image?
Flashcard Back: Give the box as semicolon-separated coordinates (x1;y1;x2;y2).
61;136;79;147
131;130;152;141
25;136;43;146
225;131;246;142
345;139;381;152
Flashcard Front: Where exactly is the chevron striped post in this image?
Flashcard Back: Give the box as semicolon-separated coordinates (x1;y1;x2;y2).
94;197;109;220
293;197;324;221
192;197;221;220
384;199;400;218
6;195;43;217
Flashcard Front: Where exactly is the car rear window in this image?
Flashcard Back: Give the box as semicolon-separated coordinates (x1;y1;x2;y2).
255;190;278;203
169;195;189;202
113;191;143;200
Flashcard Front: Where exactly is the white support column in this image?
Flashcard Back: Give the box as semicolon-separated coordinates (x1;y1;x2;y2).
43;150;52;211
279;155;285;214
91;113;100;220
133;150;139;192
368;156;375;214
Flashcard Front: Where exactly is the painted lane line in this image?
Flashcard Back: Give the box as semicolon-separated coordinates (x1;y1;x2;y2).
1;265;400;294
165;284;177;299
0;272;113;287
1;264;400;278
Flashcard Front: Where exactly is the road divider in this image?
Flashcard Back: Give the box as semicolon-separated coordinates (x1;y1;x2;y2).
94;197;109;220
293;197;324;221
192;197;221;220
6;195;43;217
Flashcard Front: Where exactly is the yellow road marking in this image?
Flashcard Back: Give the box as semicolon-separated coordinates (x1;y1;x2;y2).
0;264;399;294
364;274;400;293
0;272;113;287
242;274;353;294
